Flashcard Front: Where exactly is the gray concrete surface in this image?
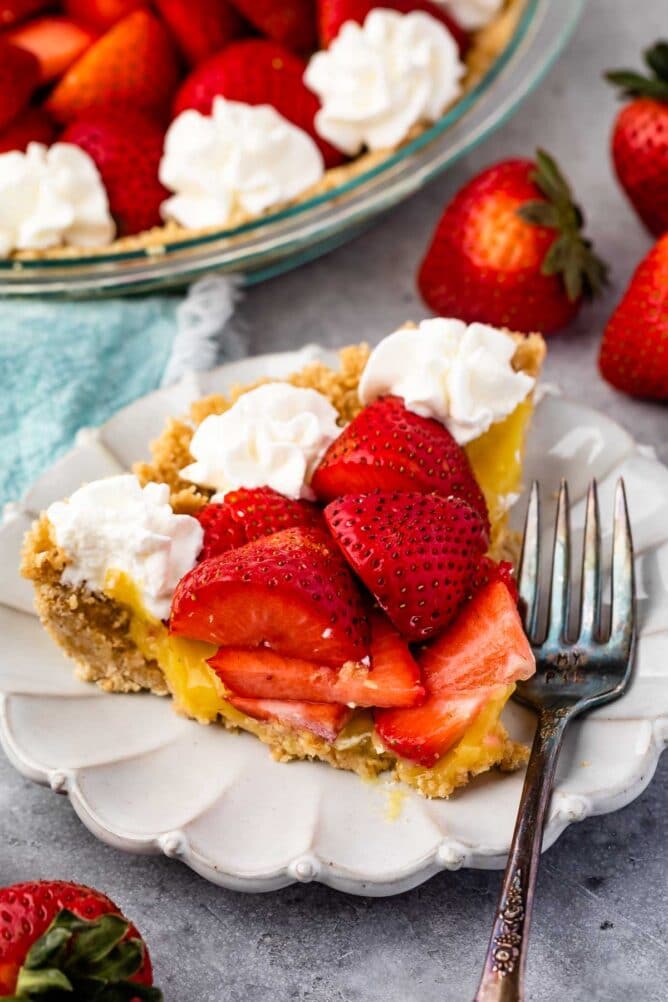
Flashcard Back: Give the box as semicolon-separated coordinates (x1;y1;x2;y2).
1;1;666;999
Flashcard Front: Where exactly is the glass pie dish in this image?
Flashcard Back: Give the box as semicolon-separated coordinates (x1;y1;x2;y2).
0;0;585;298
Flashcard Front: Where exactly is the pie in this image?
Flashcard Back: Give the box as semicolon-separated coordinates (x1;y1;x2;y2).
22;319;545;798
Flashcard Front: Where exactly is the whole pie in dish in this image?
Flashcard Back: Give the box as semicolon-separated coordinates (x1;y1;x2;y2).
0;0;526;259
23;318;545;798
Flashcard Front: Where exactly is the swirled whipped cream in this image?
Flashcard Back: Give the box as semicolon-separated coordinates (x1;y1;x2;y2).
181;383;340;501
304;9;465;156
159;97;325;229
358;318;534;444
0;142;115;256
435;0;504;30
48;475;203;620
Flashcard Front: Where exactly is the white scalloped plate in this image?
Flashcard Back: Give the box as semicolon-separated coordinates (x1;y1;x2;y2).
1;348;666;896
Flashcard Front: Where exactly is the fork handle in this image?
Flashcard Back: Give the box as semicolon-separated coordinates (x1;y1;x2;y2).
473;708;571;1002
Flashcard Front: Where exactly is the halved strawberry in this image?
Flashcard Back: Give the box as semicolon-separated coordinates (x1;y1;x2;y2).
7;16;97;83
47;9;180;124
325;491;488;642
0;41;39;131
0;106;54;153
170;526;369;666
63;0;148;31
209;611;424;708
375;580;535;765
196;489;324;560
311;396;489;529
173;38;346;169
0;0;51;28
229;0;316;52
317;0;469;53
471;556;519;603
227;695;352;742
155;0;245;66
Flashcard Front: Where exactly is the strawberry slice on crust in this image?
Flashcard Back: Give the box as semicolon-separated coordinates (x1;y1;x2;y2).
317;0;469;54
209;611;425;708
375;581;535;765
325;491;488;642
196;490;324;561
170;526;369;666
227;695;351;743
311;395;489;529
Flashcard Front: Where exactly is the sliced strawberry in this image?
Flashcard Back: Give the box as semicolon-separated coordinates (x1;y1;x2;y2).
195;502;247;561
317;0;469;53
173;38;346;169
229;0;316;52
311;396;489;529
7;16;97;83
0;106;54;153
61;109;168;235
210;612;424;708
228;695;352;742
375;686;497;766
0;0;51;28
63;0;148;31
326;491;488;642
471;556;519;603
47;9;180;124
375;581;535;765
0;41;39;131
170;526;369;666
155;0;245;66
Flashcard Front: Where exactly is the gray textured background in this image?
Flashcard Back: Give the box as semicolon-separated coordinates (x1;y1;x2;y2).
1;1;666;999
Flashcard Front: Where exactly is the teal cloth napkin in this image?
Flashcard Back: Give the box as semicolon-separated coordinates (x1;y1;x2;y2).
0;278;243;507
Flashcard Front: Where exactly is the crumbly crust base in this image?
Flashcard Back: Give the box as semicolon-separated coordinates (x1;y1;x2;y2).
12;0;526;262
22;332;543;797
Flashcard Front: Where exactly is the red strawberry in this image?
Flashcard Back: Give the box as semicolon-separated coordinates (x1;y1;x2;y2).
210;611;425;708
196;502;247;560
0;41;39;130
0;106;54;152
418;150;608;334
7;16;97;83
317;0;469;54
375;580;535;764
170;526;369;666
0;0;51;28
229;0;316;52
598;232;668;399
311;395;489;529
47;10;180;124
471;556;518;603
173;38;346;169
606;41;668;237
62;109;168;236
64;0;148;31
325;491;488;642
0;880;158;998
228;695;351;742
155;0;245;66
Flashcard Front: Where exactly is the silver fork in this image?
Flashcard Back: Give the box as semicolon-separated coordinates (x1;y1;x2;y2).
474;478;636;1002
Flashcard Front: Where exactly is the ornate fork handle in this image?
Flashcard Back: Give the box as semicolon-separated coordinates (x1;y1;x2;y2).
474;707;572;1002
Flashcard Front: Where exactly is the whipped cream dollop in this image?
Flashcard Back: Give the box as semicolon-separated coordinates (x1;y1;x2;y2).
304;9;465;156
0;142;115;256
358;318;535;444
181;383;341;501
48;475;203;620
159;98;325;229
435;0;504;30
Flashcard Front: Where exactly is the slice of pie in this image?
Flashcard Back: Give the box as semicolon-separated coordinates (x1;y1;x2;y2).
22;319;545;798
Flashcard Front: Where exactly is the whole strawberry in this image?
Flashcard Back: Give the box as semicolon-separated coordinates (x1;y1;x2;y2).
598;232;668;399
0;880;161;999
418;150;608;334
606;41;668;237
62;109;168;235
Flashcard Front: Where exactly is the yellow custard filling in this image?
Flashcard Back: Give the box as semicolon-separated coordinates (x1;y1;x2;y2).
103;571;517;791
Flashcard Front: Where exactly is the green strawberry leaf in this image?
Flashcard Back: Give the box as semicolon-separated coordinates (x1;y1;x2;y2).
644;41;668;82
606;41;668;100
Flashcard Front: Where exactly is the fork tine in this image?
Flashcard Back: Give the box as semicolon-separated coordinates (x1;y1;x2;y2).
578;480;601;642
545;479;571;643
609;478;635;652
518;481;540;641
